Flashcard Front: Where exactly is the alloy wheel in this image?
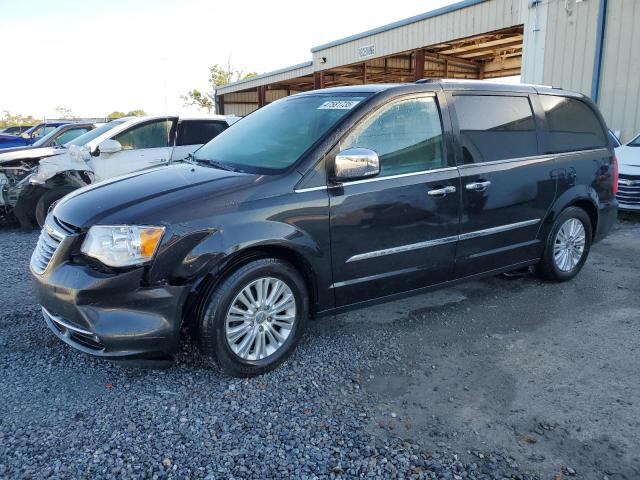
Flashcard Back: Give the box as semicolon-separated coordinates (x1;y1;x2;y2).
553;218;586;272
225;277;297;361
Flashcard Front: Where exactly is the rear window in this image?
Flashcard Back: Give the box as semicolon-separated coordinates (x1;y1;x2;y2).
540;95;607;153
453;95;538;164
177;120;227;146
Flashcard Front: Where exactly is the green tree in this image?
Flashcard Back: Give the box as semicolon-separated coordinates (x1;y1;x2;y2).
0;111;41;128
182;60;258;113
180;89;214;113
107;111;126;119
107;110;146;119
126;109;146;116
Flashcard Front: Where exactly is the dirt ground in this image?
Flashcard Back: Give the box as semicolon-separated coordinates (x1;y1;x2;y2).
343;214;640;479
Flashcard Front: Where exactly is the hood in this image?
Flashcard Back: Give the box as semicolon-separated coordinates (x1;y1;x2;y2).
0;134;21;141
53;163;264;229
615;145;640;176
0;146;65;165
0;135;29;148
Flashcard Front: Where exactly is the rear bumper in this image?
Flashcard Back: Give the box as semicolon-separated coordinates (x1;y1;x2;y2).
32;262;190;359
594;200;618;241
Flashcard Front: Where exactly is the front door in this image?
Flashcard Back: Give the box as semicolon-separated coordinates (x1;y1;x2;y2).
90;118;176;181
329;94;460;307
449;92;557;277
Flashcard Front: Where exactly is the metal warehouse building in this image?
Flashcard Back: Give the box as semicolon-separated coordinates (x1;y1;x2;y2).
216;0;640;141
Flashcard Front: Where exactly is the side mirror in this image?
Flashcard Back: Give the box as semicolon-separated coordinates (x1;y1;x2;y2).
333;148;380;181
98;139;122;154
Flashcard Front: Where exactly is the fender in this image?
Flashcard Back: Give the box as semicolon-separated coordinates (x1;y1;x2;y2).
537;184;599;242
150;217;331;312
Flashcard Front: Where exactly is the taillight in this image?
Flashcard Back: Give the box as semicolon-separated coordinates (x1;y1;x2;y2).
612;155;619;195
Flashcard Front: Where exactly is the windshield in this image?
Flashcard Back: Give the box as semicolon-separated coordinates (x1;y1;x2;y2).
65;120;125;147
629;133;640;147
194;94;371;173
33;125;66;147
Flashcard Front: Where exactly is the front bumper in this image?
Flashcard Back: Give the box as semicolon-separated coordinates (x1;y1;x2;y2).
32;258;191;359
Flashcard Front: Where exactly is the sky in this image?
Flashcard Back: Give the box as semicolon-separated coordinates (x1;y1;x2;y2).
0;0;463;119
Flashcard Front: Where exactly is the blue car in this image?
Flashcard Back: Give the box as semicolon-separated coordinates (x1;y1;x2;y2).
0;122;68;150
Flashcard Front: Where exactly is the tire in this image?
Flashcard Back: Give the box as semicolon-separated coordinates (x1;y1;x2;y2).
534;206;592;282
198;258;309;377
35;186;77;227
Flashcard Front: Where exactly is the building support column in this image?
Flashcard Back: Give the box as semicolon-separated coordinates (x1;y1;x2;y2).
414;49;425;81
313;71;325;89
257;86;266;108
216;95;225;115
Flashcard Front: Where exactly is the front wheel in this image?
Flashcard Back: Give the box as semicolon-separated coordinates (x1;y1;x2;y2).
534;206;592;282
198;258;309;377
35;186;77;227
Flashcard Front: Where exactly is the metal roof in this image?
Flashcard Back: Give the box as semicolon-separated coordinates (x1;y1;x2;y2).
216;61;313;95
310;0;488;52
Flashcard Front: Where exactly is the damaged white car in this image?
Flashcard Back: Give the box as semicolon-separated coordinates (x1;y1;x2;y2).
0;114;238;229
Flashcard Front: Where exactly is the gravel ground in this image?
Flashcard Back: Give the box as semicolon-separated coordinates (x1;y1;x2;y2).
0;215;638;479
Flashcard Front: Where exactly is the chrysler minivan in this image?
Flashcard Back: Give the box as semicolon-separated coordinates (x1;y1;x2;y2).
30;80;618;377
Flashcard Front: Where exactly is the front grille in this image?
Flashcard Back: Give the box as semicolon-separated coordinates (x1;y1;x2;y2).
30;215;72;274
617;174;640;206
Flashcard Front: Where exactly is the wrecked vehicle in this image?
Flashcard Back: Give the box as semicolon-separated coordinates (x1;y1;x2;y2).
0;122;67;150
1;115;238;229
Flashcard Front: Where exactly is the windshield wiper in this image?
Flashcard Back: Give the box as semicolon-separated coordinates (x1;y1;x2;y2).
182;153;241;172
199;158;240;172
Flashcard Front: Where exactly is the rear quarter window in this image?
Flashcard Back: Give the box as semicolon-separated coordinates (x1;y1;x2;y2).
177;121;227;146
539;95;607;153
453;95;538;164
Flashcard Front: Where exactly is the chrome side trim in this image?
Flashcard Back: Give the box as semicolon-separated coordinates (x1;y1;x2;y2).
345;218;541;263
346;235;458;263
340;166;458;186
458;218;540;240
294;185;328;193
42;306;94;336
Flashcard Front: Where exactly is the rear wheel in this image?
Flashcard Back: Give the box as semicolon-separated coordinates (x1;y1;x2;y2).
198;258;309;377
35;186;77;227
534;206;592;282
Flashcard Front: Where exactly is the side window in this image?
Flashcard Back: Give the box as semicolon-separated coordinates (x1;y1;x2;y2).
539;95;607;153
340;96;444;177
177;121;227;146
454;95;538;163
56;128;91;145
114;120;172;150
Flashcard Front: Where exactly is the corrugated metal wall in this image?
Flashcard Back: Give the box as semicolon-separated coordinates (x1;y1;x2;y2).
540;0;599;97
311;0;522;69
597;0;640;141
538;0;640;141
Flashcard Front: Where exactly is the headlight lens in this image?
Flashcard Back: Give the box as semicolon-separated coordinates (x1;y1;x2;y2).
81;225;165;267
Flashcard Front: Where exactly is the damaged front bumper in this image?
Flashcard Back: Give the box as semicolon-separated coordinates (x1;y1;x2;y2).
30;221;191;359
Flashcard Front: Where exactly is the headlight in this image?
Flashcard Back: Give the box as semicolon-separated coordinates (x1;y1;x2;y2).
81;225;165;267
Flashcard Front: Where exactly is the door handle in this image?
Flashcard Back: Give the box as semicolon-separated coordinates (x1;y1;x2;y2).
427;185;457;197
465;180;491;191
149;159;168;164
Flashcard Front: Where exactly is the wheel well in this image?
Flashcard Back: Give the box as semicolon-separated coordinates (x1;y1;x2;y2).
184;245;319;327
569;199;598;239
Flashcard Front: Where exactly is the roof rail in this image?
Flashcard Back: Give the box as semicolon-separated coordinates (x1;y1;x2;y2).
415;78;442;84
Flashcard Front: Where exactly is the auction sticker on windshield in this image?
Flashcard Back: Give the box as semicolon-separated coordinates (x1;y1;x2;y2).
318;100;360;110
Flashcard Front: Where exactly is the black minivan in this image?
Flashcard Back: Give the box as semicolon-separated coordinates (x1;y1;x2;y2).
31;80;618;377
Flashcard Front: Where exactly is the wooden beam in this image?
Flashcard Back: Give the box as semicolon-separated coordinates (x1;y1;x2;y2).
313;71;325;89
424;51;479;68
414;49;425;81
444;60;449;78
257;86;266;108
362;62;367;84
